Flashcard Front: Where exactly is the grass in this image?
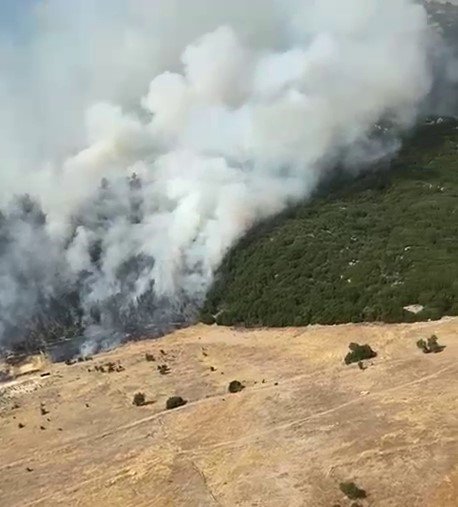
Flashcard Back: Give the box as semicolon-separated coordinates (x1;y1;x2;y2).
201;120;458;327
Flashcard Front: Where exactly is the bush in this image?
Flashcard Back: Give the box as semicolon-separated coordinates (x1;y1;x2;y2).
417;335;446;354
132;392;146;406
166;396;187;410
427;334;445;353
339;481;367;500
228;380;245;393
416;339;429;353
200;312;216;325
344;343;377;365
145;353;155;362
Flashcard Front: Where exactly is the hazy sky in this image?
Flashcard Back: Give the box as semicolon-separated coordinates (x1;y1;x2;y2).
0;0;36;39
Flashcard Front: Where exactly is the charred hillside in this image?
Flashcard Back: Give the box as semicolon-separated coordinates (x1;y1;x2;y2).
201;120;458;326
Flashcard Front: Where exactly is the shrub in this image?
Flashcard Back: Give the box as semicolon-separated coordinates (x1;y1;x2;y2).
344;343;377;365
416;339;429;353
339;481;367;500
228;380;245;393
427;334;445;353
166;396;187;410
132;392;146;406
417;335;446;354
200;312;216;325
145;353;155;362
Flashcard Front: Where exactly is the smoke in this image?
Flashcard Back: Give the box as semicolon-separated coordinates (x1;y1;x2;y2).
0;0;439;351
422;0;458;116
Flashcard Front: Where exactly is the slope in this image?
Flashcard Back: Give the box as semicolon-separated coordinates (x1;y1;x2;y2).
202;120;458;327
0;319;457;506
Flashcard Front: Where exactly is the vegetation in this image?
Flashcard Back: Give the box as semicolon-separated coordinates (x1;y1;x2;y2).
228;380;245;393
132;392;146;406
166;396;187;410
339;482;367;500
202;120;458;327
157;364;171;375
94;361;124;373
344;343;377;365
416;334;446;354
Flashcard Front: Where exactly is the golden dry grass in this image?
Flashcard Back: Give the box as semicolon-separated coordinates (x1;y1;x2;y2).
0;318;457;506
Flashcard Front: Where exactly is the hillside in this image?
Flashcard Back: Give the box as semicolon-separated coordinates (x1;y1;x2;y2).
0;320;457;506
201;120;458;327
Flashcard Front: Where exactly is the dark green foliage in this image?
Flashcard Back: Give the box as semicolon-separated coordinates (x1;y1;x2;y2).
339;482;367;500
228;380;245;393
417;335;446;354
202;121;458;327
132;392;146;406
166;396;187;410
200;313;216;325
344;343;377;365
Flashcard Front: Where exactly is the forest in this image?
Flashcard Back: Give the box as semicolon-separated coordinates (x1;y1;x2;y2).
201;119;458;327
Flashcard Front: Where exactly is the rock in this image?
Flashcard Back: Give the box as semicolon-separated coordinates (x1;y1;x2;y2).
403;304;424;315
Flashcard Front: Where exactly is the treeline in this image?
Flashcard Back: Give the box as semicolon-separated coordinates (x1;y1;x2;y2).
201;120;458;327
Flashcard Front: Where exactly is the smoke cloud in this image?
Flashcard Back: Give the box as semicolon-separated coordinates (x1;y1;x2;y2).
0;0;440;351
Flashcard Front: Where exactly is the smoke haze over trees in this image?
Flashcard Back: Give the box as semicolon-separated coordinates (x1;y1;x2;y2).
0;0;455;351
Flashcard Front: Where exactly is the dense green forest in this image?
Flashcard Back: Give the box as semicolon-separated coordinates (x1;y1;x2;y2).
201;119;458;327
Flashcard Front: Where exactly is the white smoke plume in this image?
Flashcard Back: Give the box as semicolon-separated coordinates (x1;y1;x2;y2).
0;0;437;350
